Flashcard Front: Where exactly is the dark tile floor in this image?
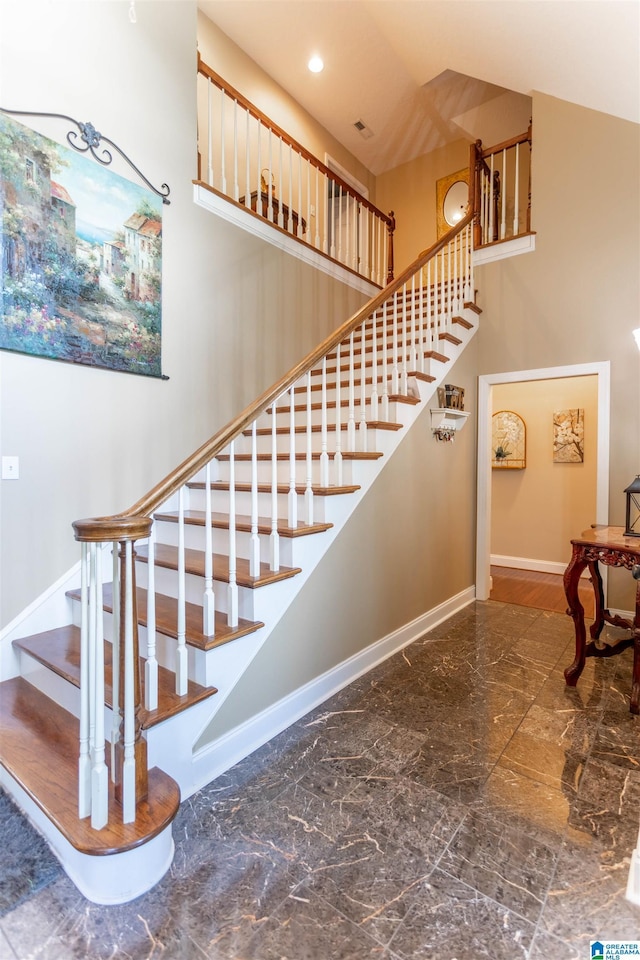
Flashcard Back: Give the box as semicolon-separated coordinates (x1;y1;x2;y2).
2;599;640;959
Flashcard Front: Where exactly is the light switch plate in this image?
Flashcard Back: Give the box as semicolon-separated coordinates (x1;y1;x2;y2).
1;456;19;480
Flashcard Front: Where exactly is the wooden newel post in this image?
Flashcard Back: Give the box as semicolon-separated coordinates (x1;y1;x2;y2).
386;211;395;284
472;140;483;249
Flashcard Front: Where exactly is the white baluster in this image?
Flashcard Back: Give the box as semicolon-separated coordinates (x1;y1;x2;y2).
501;148;507;240
418;268;425;373
320;357;329;488
410;273;417;372
322;171;328;254
359;320;367;451
381;300;389;421
306;162;311;242
227;440;239;628
207;79;214;187
401;284;408;396
233;98;239;201
347;330;356;451
334;339;343;486
513;142;520;237
270;401;280;571
203;461;215;636
244;110;251;208
88;544;97;783
298;154;303;238
345;190;351;269
220;87;226;196
288;143;294;233
330;181;336;258
426;259;433;352
337;185;343;264
175;486;187;696
440;246;446;336
370;310;379;421
278;137;284;228
110;542;120;779
391;290;399;395
91;544;108;830
315;165;320;248
377;216;383;285
122;540;136;824
287;388;297;527
78;542;91;818
464;222;472;301
144;523;158;711
250;420;260;577
305;373;314;524
267;133;274;223
256;119;261;204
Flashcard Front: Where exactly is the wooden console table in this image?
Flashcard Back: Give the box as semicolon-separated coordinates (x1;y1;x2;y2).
238;190;307;236
563;525;640;713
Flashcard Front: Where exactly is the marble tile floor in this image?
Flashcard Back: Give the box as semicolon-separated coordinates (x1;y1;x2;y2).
2;599;640;959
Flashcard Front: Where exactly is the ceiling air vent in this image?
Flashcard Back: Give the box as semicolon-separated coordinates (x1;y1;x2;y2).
353;119;374;140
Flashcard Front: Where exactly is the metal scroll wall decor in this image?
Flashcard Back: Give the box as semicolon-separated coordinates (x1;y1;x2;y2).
0;108;170;377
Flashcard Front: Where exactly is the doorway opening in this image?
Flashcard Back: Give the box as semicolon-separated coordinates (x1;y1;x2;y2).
476;362;611;600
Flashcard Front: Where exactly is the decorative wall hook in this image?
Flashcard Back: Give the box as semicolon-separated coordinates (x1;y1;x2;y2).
0;107;170;204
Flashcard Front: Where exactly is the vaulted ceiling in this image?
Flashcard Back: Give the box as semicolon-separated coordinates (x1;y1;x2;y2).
198;0;639;175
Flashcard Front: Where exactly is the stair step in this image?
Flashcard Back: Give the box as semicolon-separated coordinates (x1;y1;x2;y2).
13;626;217;730
67;584;264;652
269;394;419;414
136;544;302;588
215;450;383;462
154;509;333;538
244;421;402;437
189;481;361;496
0;677;179;855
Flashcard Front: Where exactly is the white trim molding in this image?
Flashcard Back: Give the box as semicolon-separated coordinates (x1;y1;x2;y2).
473;233;536;266
476;362;611;601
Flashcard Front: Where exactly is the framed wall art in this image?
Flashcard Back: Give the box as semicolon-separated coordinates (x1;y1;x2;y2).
492;410;526;468
553;408;584;463
0;111;166;377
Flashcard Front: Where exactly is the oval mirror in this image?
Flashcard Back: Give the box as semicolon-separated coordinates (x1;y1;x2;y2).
443;180;468;226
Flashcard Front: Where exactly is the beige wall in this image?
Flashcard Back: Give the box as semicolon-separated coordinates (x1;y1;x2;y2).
375;139;471;274
491;377;598;565
0;1;367;628
477;92;640;607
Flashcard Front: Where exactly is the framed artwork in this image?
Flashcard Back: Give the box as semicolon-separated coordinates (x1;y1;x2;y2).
436;168;469;238
0;112;163;377
492;410;526;468
553;409;584;462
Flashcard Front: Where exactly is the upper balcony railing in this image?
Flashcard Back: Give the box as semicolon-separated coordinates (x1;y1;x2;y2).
474;125;532;248
196;53;396;287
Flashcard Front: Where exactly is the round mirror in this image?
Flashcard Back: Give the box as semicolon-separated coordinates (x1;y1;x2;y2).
443;180;468;226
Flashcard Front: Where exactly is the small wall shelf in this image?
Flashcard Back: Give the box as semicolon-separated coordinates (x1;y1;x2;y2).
431;408;470;441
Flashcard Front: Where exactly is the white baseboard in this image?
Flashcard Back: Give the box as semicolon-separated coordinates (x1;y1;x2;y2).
188;586;475;798
490;554;569;576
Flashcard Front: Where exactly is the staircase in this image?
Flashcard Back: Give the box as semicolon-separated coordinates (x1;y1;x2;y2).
0;195;481;903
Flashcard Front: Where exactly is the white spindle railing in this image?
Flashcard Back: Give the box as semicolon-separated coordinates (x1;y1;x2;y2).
476;127;532;247
197;55;395;286
73;185;478;835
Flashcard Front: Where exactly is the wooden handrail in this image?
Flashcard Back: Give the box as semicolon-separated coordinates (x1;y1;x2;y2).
74;142;479;542
480;127;531;159
197;53;394;229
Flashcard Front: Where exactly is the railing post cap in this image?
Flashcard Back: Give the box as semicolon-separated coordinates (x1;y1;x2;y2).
73;515;152;543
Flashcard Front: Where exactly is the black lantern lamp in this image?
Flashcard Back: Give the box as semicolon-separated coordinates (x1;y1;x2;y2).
624;475;640;537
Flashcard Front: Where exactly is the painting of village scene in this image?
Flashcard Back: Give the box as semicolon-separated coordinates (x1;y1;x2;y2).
0;113;162;376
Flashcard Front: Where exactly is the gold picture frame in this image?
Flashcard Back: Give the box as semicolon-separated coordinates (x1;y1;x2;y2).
436;168;470;238
492;410;526;469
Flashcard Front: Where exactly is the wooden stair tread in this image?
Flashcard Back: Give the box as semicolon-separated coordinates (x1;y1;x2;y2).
216;450;383;462
0;677;180;856
452;315;474;330
154;509;333;538
244;421;402;437
136;544;302;588
13;626;217;730
189;480;360;496
269;395;417;413
67;584;264;652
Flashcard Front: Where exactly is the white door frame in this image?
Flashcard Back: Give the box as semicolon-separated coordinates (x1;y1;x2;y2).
476;361;611;600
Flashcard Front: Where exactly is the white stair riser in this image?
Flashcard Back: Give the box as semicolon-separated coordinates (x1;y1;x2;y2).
212;457;357;486
236;427;387;457
150;518;305;567
262;397;409;430
183;487;332;523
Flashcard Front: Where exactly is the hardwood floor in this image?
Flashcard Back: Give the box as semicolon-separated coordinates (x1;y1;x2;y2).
489;564;595;617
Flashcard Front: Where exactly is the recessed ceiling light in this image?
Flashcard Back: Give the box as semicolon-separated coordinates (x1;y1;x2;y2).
308;56;324;74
